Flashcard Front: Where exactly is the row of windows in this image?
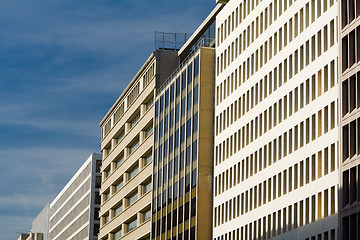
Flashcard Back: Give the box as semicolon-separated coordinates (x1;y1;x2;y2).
342;163;360;208
216;63;336;153
216;0;335;80
155;57;199;118
342;212;360;240
217;18;335;109
216;96;336;173
214;186;336;240
102;74;154;139
342;71;360;117
341;0;360;29
154;110;198;153
151;198;196;238
103;98;153;158
341;25;360;72
214;143;336;227
342;116;360;162
153;169;197;213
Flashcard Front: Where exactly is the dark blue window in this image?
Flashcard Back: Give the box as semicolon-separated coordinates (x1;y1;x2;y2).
179;178;184;197
169;134;174;153
192;140;197;161
194;56;199;78
187;91;192;110
186;145;191;166
159;120;163;138
169;109;174;128
164;114;168;133
157;194;161;211
176;77;181;96
168;186;172;204
181;71;186;90
152;197;156;213
170;84;175;103
173;182;178;200
175;104;180;123
154;125;158;142
154;149;157;166
164;140;168;158
162;190;167;207
153;172;157;190
158;169;162;187
181;98;186;117
187;64;193;84
193;113;198;133
192;169;197;188
163;165;167;183
160;95;164;113
185;173;190;193
155;101;159;118
158;144;162;163
180;151;184;171
180;124;185;143
174;156;179;175
193;84;199;105
186;119;191;138
165;89;169;108
169;160;173;179
174;129;179;148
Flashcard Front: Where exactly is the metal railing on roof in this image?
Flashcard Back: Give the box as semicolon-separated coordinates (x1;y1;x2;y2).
156;37;214;95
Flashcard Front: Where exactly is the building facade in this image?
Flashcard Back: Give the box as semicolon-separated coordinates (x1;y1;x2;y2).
49;153;102;240
339;0;360;239
150;15;217;238
98;51;178;240
213;0;339;239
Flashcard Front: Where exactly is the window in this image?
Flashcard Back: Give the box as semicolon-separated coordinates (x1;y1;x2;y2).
193;112;198;133
115;179;123;192
192;140;198;161
130;113;140;129
181;124;185;143
128;164;139;180
170;83;175;102
174;156;179;175
160;95;164;113
165;89;169;108
187;118;192;138
129;191;138;206
185;173;190;193
194;56;199;78
187;91;192;110
169;160;173;179
182;71;186;90
180;151;185;171
170;109;174;128
144;153;152;166
155;101;159;118
188;63;193;84
114;228;122;240
143;208;151;221
145;125;153;138
176;77;181;96
128;217;137;232
179;177;184;197
175;104;180;123
192;169;197;189
129;138;140;155
181;97;186;116
193;84;199;105
114;203;123;216
144;181;151;193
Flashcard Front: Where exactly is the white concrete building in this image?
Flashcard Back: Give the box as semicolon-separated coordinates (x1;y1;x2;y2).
213;0;339;239
49;153;102;240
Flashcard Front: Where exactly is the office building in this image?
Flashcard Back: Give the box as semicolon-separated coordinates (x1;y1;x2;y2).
98;51;178;240
150;6;220;240
339;0;360;239
49;153;102;240
213;0;339;239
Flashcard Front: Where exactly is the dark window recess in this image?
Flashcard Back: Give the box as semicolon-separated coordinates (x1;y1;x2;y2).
95;176;101;188
93;224;100;236
96;160;101;172
95;192;100;204
162;216;166;234
178;205;183;224
94;208;100;220
184;201;189;221
343;124;349;161
173;209;177;227
343;170;349;207
191;198;196;218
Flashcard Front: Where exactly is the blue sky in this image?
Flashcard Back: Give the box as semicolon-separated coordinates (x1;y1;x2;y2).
0;1;215;239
